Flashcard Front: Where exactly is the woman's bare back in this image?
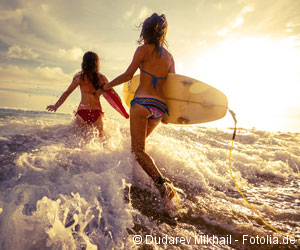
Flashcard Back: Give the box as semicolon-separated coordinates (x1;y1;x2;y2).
135;44;174;101
77;73;107;110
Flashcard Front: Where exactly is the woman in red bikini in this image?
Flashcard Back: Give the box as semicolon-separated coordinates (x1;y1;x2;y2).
97;13;177;206
47;51;128;136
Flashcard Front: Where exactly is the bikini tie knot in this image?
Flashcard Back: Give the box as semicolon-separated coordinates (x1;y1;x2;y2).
152;77;158;89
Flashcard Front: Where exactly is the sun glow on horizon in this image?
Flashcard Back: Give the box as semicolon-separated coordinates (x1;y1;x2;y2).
179;35;300;132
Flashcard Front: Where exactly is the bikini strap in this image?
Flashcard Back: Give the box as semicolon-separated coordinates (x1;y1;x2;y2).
81;90;96;95
158;45;162;58
139;66;166;89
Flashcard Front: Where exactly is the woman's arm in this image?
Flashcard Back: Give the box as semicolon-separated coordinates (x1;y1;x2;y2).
162;54;175;124
168;54;175;73
46;75;80;112
103;46;144;91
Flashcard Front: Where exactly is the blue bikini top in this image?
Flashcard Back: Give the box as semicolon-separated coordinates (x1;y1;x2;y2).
139;45;167;89
139;66;167;89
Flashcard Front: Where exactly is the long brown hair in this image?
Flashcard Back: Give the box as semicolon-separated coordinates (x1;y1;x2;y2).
138;13;168;55
81;51;100;90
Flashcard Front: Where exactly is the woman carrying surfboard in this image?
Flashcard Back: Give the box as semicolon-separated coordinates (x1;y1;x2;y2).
46;51;129;136
97;13;176;207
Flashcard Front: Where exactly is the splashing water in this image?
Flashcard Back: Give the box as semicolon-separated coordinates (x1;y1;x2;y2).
0;108;299;249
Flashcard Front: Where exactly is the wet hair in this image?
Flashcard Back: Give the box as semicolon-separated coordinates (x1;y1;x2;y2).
81;51;100;90
138;13;168;54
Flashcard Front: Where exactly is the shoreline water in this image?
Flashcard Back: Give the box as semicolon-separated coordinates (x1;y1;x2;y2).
1;106;299;134
0;107;299;249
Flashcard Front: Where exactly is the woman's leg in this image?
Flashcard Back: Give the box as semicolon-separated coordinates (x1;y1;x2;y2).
75;114;103;137
75;114;86;126
131;105;175;202
94;115;104;137
146;118;162;137
75;114;88;135
130;104;163;181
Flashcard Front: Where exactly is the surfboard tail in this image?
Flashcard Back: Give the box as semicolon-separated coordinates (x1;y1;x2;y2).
103;89;129;119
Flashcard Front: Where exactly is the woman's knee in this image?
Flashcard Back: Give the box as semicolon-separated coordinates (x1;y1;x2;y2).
131;145;145;159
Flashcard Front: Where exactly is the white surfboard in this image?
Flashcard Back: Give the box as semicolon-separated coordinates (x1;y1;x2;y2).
123;74;228;124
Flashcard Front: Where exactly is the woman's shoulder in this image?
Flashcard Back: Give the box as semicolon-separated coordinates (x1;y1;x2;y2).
74;71;82;77
143;44;173;58
72;71;83;83
135;44;147;54
99;73;108;84
142;43;158;51
162;46;172;57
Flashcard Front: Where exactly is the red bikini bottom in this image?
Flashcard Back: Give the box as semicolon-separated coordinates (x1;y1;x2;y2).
76;109;103;124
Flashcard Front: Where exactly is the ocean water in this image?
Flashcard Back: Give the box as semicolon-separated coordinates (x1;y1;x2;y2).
0;107;299;250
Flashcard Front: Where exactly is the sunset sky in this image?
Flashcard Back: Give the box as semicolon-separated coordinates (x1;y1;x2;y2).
0;0;300;132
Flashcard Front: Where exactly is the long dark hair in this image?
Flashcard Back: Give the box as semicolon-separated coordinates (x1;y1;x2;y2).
81;51;100;90
138;13;168;54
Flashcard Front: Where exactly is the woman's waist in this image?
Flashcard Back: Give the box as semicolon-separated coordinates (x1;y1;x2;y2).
77;102;102;111
131;96;167;107
134;90;165;103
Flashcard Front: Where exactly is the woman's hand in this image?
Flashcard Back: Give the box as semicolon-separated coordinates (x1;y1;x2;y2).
161;118;168;124
94;87;105;98
46;104;58;112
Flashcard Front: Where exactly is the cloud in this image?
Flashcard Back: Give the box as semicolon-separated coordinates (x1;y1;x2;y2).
123;6;135;20
286;22;300;33
6;45;39;59
57;47;84;61
212;2;223;10
123;6;152;25
0;8;24;23
217;5;254;36
0;1;85;61
138;6;152;21
217;28;230;36
0;65;72;90
0;0;141;76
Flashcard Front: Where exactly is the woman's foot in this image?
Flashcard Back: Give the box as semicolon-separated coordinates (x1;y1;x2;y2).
155;177;180;216
154;177;174;199
158;182;174;201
